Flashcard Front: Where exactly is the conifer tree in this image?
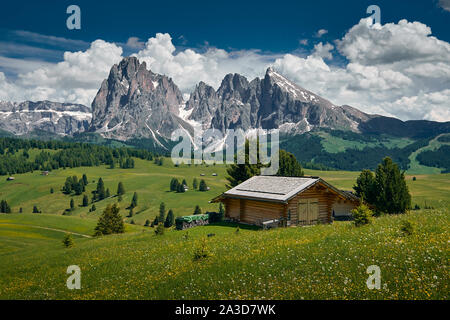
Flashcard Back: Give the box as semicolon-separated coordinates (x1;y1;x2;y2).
165;209;175;228
374;157;411;214
82;174;88;185
82;194;89;207
158;202;166;223
117;182;125;196
130;192;138;208
194;205;202;215
193;178;198;190
199;179;208;191
96;178;106;200
94;204;124;236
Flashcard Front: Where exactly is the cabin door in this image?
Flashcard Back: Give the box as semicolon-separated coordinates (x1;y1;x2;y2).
297;198;319;226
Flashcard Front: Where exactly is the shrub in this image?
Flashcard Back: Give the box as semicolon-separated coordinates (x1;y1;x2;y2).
62;233;74;248
193;239;210;261
155;222;165;235
351;203;373;227
144;219;150;227
400;220;415;236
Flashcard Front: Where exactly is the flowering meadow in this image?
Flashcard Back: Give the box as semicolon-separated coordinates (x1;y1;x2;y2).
0;208;448;299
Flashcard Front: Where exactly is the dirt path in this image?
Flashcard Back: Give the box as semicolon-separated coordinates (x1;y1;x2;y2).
0;223;93;238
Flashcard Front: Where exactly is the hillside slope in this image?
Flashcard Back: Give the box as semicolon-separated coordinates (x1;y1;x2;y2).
0;209;447;299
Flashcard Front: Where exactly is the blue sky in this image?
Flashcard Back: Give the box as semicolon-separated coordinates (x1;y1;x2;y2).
1;0;449;62
0;0;449;121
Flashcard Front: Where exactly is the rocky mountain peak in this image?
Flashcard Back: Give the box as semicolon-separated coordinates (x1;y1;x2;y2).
90;57;189;145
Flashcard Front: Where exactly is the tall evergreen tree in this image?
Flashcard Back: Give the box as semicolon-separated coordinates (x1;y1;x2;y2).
276;150;304;177
225;140;261;188
353;169;377;204
199;179;208;191
0;200;11;213
96;178;106;200
63;177;73;194
94;204;124;236
82;194;89;207
177;183;186;193
73;182;83;195
193;178;198;190
117;182;125;196
70;198;75;211
170;178;179;191
165;209;175;228
158;202;166;223
130;192;138;208
82;174;88;185
374;157;411;214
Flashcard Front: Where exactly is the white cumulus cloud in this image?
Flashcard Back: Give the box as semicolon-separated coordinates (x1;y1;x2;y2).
0;18;449;122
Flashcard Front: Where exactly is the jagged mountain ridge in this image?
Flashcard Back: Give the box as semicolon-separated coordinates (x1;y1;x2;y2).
185;67;374;136
0;100;91;136
0;57;448;145
90;57;193;146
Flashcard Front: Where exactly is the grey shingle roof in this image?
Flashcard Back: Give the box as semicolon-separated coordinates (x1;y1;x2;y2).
223;176;319;202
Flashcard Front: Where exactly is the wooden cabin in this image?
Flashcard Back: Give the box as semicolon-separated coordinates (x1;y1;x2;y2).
211;176;359;226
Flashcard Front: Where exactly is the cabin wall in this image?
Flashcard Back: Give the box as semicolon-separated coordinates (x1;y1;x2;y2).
240;199;285;224
287;186;336;225
224;198;285;224
225;198;240;220
222;183;359;227
332;200;357;217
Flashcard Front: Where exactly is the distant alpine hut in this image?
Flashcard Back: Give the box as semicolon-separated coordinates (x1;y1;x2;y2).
41;171;49;176
211;176;359;227
6;176;15;181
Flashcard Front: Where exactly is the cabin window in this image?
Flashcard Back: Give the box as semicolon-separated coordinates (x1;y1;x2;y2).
288;209;291;221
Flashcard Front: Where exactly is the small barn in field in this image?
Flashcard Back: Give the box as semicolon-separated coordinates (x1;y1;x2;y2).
212;176;359;226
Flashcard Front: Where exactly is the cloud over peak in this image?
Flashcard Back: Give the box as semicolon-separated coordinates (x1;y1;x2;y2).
0;18;450;122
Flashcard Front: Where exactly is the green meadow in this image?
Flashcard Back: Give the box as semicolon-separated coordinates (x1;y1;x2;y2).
0;209;448;299
0;155;448;299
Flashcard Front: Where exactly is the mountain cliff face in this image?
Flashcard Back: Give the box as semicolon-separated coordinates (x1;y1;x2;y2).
90;57;192;145
186;68;373;135
0;58;447;145
0;101;91;136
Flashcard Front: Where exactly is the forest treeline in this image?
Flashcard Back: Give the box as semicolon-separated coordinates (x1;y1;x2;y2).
0;137;157;175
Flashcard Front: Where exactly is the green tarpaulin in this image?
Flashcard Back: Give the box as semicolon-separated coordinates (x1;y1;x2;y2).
176;214;209;223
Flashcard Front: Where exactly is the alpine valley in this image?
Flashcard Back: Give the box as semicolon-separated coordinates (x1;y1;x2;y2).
1;57;449;172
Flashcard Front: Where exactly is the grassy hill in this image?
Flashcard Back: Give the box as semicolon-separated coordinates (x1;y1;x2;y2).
0;158;229;225
0;154;448;300
1;155;449;225
0;208;447;299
